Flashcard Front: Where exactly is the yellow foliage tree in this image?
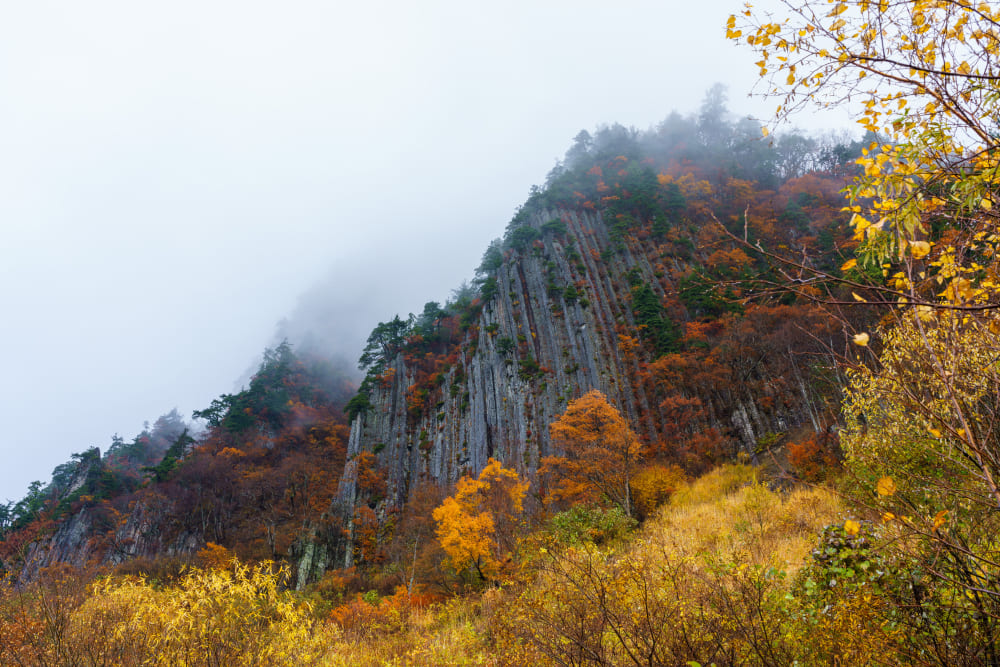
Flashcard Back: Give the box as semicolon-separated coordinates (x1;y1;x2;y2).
630;464;686;521
89;562;326;665
839;311;1000;657
543;389;645;517
432;458;528;582
0;561;330;666
731;5;1000;658
729;1;1000;312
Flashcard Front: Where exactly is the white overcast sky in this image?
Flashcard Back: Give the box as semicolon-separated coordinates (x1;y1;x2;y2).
0;0;850;501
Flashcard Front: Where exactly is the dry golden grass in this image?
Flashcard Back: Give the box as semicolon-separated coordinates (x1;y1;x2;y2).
489;464;849;666
317;596;495;666
669;462;758;507
652;464;843;574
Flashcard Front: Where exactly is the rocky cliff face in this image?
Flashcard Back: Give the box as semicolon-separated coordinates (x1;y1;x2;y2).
18;493;201;582
344;210;639;500
333;204;835;568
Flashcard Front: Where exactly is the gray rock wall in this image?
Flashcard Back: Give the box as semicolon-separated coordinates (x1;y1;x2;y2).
339;208;818;521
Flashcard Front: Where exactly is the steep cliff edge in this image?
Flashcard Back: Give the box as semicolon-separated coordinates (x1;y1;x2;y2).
334;178;847;568
346;209;645;498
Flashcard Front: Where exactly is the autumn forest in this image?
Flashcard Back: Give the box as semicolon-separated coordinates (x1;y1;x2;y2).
4;1;1000;664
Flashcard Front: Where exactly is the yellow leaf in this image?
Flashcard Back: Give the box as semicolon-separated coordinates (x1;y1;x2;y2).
851;213;872;234
948;277;975;302
853;332;870;346
882;512;896;522
841;258;857;271
933;510;948;530
876;476;897;496
762;126;770;137
844;519;861;536
852;292;867;302
910;240;931;258
982;198;993;210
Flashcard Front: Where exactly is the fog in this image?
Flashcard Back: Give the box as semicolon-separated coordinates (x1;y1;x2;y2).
0;0;848;501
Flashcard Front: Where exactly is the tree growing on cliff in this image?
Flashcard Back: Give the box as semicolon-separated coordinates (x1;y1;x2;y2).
432;458;528;584
543;390;645;518
142;430;194;484
358;316;410;373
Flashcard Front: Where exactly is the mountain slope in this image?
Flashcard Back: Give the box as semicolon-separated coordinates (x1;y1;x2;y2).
1;112;861;587
326;125;857;572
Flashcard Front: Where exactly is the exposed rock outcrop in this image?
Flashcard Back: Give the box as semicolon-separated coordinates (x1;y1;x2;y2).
325;206;836;571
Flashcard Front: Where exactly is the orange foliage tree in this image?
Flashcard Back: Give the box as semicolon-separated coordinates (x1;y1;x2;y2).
543;390;645;518
432;458;528;583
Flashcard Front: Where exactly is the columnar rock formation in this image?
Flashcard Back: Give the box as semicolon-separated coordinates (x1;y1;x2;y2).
329;205;836;568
